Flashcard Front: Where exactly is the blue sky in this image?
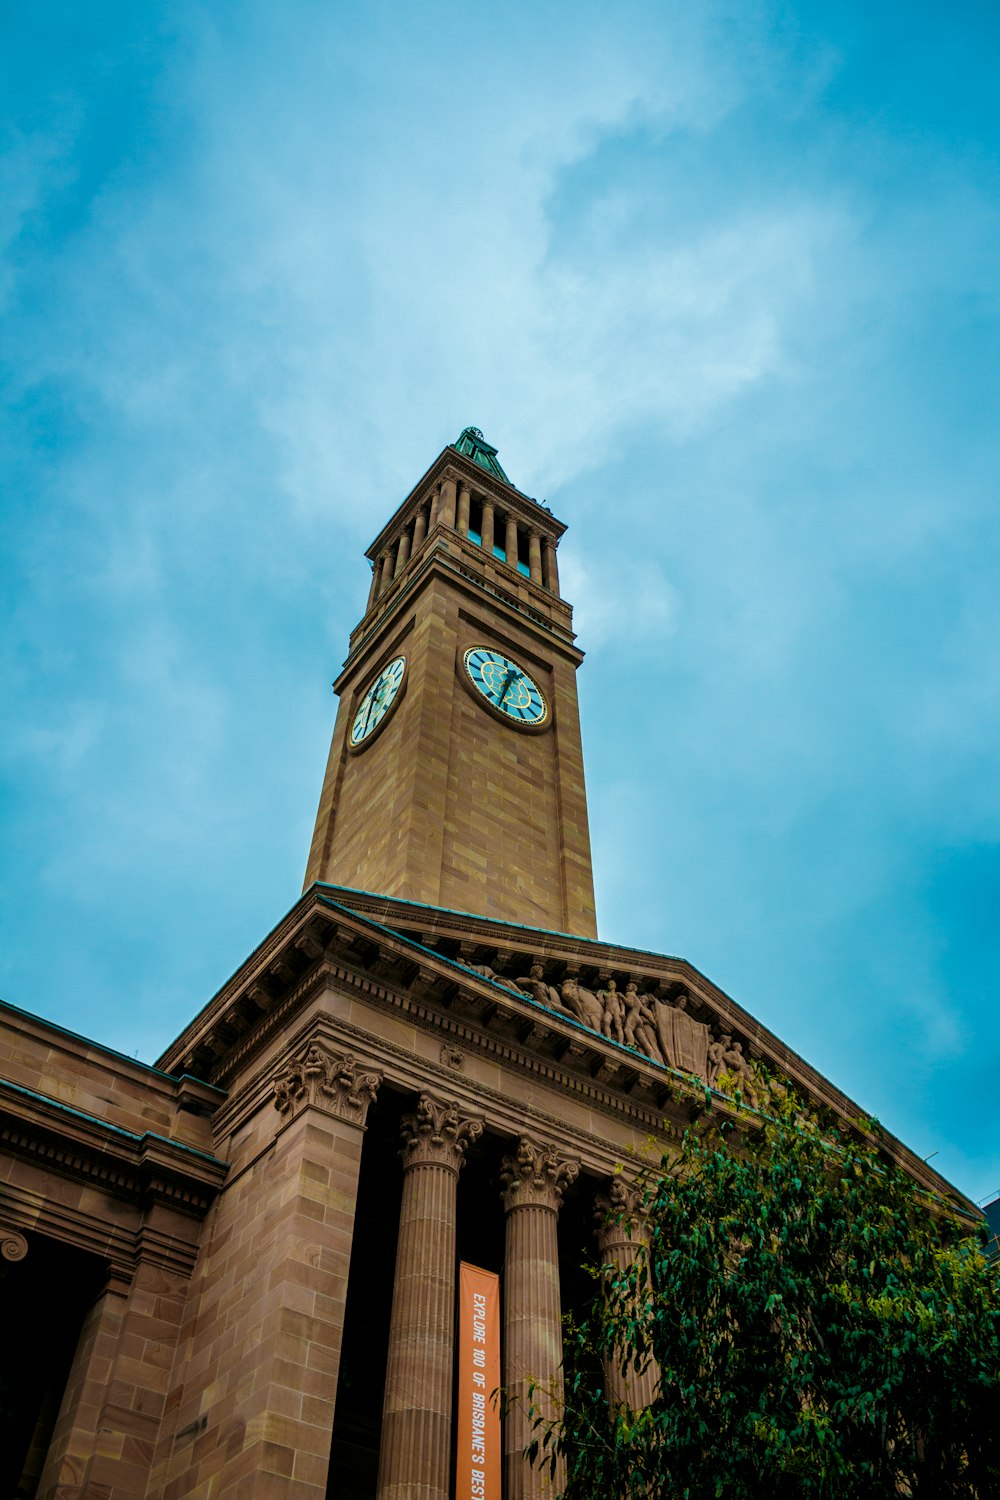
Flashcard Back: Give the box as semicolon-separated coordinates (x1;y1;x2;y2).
2;0;998;1203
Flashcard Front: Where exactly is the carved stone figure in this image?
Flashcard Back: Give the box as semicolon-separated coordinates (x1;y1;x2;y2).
599;979;625;1044
622;988;664;1063
513;961;573;1016
622;982;643;1047
560;977;604;1031
654;991;709;1080
706;1034;727;1088
721;1036;759;1107
635;997;664;1063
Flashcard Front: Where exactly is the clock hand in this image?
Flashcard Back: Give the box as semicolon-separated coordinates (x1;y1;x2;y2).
495;669;516;707
363;682;385;737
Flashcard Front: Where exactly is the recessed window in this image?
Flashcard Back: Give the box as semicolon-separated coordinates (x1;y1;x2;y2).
468;495;483;547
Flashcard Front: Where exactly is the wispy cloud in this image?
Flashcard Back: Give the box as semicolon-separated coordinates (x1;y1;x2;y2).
3;0;999;1201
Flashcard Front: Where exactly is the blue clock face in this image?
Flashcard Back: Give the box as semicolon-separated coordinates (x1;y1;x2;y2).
350;656;406;747
463;647;548;727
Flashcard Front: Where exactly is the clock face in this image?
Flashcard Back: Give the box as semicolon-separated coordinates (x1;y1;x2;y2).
350;656;406;748
463;647;548;727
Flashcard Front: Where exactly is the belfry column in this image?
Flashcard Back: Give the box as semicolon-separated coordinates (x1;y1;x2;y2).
457;482;471;535
528;530;543;585
594;1178;659;1410
481;499;495;554
505;515;519;569
440;476;457;528
377;1094;484;1500
394;525;412;577
543;539;559;596
500;1138;580;1500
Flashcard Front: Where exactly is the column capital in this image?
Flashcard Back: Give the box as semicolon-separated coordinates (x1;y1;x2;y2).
271;1040;381;1127
594;1175;650;1253
0;1223;28;1264
400;1092;483;1171
500;1136;579;1213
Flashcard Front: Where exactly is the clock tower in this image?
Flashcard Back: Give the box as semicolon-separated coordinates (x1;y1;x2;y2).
304;427;598;938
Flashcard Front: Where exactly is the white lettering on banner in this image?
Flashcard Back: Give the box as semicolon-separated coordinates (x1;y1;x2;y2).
458;1265;500;1500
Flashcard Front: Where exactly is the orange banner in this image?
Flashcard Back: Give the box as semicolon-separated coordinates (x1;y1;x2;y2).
457;1262;502;1500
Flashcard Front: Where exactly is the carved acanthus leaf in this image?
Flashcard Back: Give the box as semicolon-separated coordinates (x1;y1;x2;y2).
500;1137;580;1212
594;1176;650;1251
271;1041;381;1126
400;1093;483;1170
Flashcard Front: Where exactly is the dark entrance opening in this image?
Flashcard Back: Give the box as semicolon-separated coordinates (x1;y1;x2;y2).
0;1232;105;1499
326;1088;405;1500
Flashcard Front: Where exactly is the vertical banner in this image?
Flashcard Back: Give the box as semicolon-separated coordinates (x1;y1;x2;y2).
457;1262;502;1500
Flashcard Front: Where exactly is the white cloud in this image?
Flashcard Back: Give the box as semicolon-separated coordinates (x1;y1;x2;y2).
560;551;679;650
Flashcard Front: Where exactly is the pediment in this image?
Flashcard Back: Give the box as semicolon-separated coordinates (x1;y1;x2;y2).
154;884;969;1214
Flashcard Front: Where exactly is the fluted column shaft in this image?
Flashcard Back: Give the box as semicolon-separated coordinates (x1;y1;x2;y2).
595;1182;659;1411
377;1096;483;1500
501;1140;579;1500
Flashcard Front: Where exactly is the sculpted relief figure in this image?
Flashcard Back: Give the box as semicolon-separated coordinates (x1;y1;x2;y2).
513;961;574;1017
706;1034;726;1088
634;995;664;1064
705;1032;759;1106
654;991;710;1081
621;983;663;1063
500;952;765;1107
599;979;625;1044
722;1035;759;1107
560;977;604;1032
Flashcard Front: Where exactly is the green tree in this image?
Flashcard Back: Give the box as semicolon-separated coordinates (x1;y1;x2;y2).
533;1086;1000;1499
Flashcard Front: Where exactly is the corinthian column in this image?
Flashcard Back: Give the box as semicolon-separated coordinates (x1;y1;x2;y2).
377;1094;484;1500
500;1138;579;1500
594;1178;659;1411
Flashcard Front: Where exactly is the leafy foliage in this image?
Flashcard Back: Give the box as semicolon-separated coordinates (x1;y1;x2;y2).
537;1086;1000;1499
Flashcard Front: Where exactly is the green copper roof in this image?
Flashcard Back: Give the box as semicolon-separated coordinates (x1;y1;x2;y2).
453;426;512;484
